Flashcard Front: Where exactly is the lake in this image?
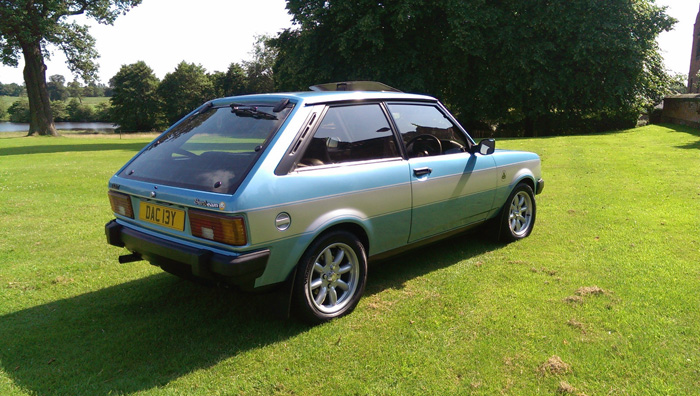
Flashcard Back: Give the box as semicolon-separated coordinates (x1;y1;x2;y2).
0;122;117;133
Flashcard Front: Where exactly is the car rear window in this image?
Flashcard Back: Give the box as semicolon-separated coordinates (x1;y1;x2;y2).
119;103;292;193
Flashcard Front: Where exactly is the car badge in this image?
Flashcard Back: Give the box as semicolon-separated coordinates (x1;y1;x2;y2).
194;198;224;210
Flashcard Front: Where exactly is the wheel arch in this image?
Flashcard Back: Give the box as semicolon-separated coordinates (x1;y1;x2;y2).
310;221;370;257
514;174;536;192
487;172;537;222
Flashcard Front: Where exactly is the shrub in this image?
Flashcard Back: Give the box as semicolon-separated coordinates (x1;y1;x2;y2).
649;107;663;124
495;109;639;137
7;100;30;123
51;100;69;122
67;98;95;122
93;102;112;123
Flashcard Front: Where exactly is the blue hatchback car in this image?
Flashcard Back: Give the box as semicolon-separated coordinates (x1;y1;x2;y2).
106;82;543;323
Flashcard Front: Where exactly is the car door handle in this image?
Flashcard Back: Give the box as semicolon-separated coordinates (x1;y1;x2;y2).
413;167;432;177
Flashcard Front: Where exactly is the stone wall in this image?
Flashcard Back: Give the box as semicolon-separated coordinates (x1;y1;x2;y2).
661;95;700;128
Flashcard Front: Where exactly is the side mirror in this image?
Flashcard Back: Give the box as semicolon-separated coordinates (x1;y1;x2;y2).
473;139;495;155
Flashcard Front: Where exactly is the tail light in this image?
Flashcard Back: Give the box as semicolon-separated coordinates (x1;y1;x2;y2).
189;209;247;246
108;191;134;218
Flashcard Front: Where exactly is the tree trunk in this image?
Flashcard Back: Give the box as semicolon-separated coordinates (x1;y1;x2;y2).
22;41;59;137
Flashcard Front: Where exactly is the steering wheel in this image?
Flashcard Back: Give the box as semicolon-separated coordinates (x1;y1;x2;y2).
407;134;442;157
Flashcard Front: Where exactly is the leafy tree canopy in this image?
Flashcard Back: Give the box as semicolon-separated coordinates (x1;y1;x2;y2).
272;0;675;135
210;62;247;98
0;82;24;96
157;61;214;125
243;35;277;94
47;74;69;101
109;61;163;132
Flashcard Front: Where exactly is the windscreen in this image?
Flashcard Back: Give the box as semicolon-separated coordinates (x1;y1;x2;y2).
119;103;293;193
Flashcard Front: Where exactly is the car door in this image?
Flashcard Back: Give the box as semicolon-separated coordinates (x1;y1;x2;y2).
386;103;497;243
287;103;413;254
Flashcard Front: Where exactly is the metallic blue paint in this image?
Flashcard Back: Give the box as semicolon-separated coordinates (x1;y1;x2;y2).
106;90;543;289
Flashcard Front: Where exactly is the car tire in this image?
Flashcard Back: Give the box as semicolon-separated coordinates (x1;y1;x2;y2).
498;182;537;242
292;230;367;324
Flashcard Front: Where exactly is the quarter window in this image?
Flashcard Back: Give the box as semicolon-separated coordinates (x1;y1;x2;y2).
297;104;399;167
388;104;469;157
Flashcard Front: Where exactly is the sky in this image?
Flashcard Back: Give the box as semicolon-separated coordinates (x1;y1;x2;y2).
0;0;294;85
0;0;696;86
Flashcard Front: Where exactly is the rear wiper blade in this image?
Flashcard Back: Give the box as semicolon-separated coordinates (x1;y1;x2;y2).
230;105;277;120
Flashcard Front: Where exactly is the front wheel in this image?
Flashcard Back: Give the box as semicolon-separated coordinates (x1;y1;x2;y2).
499;183;537;242
292;230;367;324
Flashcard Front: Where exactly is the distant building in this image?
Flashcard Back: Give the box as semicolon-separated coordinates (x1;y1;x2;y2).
689;4;700;93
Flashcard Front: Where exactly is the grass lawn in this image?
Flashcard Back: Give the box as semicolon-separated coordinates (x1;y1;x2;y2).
78;97;110;106
0;125;698;395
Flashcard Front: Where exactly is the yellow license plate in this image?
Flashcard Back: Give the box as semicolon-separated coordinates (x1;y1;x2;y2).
139;201;185;231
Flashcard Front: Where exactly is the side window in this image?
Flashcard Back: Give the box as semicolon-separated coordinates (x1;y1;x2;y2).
297;104;399;167
387;104;469;158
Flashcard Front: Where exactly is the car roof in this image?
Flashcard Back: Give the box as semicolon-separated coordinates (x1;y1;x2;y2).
210;90;437;107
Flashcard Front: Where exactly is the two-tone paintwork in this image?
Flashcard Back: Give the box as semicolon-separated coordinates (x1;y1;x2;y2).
108;91;542;288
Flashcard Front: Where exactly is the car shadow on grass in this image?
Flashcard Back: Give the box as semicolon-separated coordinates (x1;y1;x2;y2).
0;274;307;395
0;231;501;395
365;231;502;296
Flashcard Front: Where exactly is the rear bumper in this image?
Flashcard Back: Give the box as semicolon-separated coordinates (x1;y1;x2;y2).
105;219;268;288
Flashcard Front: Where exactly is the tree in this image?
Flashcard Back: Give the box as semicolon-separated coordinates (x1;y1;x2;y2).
272;0;675;136
210;62;247;97
109;61;163;131
94;102;111;122
47;75;69;101
68;80;84;101
157;61;215;125
243;35;277;93
0;0;142;136
67;97;94;121
0;82;24;96
8;100;30;123
83;82;106;97
51;100;69;121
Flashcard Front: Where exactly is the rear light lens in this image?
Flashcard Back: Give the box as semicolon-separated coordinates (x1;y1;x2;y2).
108;191;134;218
189;209;247;246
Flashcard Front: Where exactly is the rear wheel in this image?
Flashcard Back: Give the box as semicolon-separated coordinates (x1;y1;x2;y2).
292;230;367;324
499;183;536;242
